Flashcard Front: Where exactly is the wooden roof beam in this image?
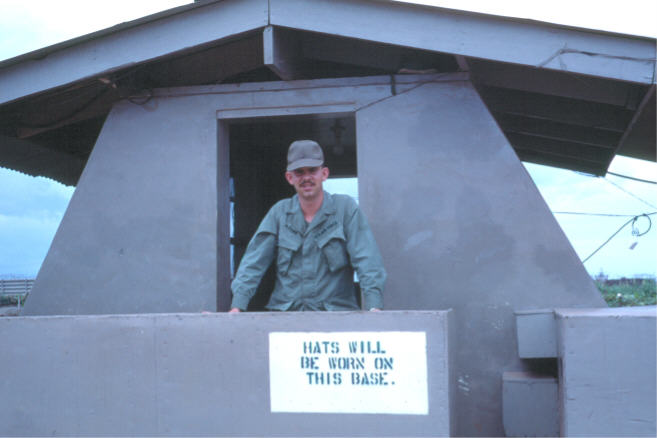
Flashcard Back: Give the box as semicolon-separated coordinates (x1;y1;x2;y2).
494;112;622;149
611;85;657;163
481;86;633;131
470;59;646;108
508;132;613;165
0;0;269;106
271;0;656;84
516;149;605;176
263;26;306;81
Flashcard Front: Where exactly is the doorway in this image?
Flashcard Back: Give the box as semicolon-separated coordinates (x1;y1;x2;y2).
224;114;357;310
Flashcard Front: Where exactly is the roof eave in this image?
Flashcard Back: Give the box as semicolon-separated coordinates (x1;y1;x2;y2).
1;0;655;107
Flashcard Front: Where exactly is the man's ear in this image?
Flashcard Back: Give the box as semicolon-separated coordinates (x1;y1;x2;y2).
285;171;295;185
321;166;329;181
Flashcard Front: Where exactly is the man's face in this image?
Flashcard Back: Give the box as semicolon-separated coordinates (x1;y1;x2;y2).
285;166;329;200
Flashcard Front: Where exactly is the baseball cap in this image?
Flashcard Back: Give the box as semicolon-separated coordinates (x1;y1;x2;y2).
286;140;324;171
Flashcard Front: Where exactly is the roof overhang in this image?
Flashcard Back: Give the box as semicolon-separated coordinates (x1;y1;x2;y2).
0;0;654;184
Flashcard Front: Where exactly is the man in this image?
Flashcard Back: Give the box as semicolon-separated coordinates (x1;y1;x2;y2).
229;139;386;312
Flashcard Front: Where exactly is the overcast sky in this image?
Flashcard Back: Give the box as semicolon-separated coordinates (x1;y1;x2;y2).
0;0;655;279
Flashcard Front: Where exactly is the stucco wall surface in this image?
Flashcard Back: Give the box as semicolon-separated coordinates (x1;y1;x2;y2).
0;311;452;437
19;75;606;436
21;75;433;316
515;309;557;358
502;371;559;437
356;79;605;436
22;94;219;316
557;306;656;437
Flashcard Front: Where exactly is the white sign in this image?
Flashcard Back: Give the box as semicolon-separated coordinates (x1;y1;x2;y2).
269;331;428;415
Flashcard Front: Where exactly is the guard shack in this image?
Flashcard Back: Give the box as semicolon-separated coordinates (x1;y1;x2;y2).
0;1;655;436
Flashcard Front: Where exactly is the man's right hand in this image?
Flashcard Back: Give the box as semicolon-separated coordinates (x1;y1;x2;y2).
228;308;241;313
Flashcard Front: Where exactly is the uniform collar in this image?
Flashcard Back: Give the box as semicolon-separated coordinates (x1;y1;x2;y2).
285;191;336;235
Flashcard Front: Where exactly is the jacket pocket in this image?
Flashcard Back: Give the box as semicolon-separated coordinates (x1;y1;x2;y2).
318;228;348;272
277;234;301;275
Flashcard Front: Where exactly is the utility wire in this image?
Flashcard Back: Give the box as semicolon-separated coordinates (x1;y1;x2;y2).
607;171;657;185
582;212;655;264
553;211;639;217
570;169;657;208
19;87;111;129
603;177;657;210
537;46;656;69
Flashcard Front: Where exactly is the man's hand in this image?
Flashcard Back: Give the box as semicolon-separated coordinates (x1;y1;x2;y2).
229;308;241;313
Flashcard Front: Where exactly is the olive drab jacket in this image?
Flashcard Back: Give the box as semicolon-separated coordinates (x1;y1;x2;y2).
230;191;386;311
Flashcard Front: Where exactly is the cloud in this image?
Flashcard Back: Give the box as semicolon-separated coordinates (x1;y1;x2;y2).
524;162;656;278
525;161;656;215
0;212;64;276
0;168;74;217
394;0;657;37
0;168;73;277
0;0;192;61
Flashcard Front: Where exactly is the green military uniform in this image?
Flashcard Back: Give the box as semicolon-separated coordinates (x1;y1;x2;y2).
231;191;386;311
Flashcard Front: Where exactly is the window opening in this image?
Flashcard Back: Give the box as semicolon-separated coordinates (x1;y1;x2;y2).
226;114;357;310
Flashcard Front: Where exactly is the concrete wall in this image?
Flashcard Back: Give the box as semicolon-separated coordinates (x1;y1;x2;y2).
557;306;656;436
0;311;452;437
23;75;434;316
356;80;605;436
21;75;606;436
23;94;220;315
502;371;559;437
515;309;557;358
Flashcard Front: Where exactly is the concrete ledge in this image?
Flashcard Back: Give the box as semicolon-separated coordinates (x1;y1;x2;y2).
556;306;656;437
502;371;559;437
0;311;453;437
515;309;557;358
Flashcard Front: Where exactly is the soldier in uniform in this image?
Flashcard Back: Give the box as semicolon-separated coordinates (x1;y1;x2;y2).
230;140;386;312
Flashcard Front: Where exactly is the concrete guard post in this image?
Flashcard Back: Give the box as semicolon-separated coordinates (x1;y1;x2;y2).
556;306;657;437
18;74;606;435
509;306;656;437
0;310;453;437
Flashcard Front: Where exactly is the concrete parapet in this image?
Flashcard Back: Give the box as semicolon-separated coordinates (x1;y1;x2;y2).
511;306;656;436
556;306;656;437
21;76;605;436
0;310;453;437
514;309;557;358
502;371;559;437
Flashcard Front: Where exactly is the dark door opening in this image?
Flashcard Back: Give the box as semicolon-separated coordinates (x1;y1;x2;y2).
228;114;357;310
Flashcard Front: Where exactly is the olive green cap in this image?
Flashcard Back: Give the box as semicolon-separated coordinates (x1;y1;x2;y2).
287;140;324;171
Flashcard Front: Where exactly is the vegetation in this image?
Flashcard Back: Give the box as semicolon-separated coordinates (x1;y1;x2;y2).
0;293;28;307
596;279;656;307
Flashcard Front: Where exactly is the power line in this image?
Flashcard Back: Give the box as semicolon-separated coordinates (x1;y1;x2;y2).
582;213;655;264
607;171;657;185
553;211;638;217
568;168;657;212
603;177;657;210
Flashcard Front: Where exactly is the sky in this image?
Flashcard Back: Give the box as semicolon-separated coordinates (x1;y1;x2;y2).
0;0;655;279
